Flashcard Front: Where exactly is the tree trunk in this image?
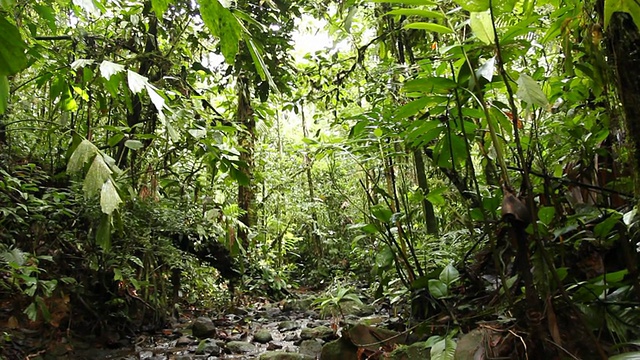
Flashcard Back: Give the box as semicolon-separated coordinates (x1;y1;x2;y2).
413;149;438;235
300;103;321;258
237;76;255;250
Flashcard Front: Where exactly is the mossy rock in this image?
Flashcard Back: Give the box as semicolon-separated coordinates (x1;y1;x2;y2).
320;337;358;360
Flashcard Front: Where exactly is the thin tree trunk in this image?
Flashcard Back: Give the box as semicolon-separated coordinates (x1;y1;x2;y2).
413;149;438;235
300;102;321;258
237;76;255;250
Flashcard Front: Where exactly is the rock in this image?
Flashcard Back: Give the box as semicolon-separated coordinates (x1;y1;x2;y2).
195;338;221;355
454;329;485;360
320;337;358;360
226;340;257;354
284;332;298;341
278;320;299;331
282;298;314;312
139;350;154;359
388;342;431;360
254;328;273;343
191;317;216;339
259;351;314;360
299;339;323;358
300;325;335;341
176;336;194;346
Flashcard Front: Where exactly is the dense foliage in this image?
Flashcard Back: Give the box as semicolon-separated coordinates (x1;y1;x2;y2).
2;0;640;358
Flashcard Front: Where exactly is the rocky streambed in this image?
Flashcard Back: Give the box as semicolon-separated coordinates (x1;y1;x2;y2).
18;295;437;360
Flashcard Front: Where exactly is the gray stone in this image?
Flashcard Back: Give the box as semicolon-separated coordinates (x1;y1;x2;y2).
299;339;323;358
320;337;358;360
226;340;257;354
300;325;335;341
282;298;314;312
278;320;299;331
191;317;216;339
196;338;221;355
176;336;194;346
259;351;314;360
254;328;273;343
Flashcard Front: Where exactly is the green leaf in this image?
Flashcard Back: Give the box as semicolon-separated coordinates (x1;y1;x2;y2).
124;139;144;150
604;0;640;30
404;77;458;94
198;0;242;64
537;206;555;226
0;16;28;76
245;37;278;91
151;0;170;17
428;279;448;298
67;139;99;173
404;22;454;34
24;301;38;321
386;9;444;19
375;245;395;270
453;0;489;12
371;204;393;223
34;5;57;31
470;11;494;44
83;155;112;198
439;264;459;285
96;214;112;252
395;97;431;119
610;352;640;360
516;73;549;108
0;75;8;114
431;337;456;360
0;0;14;8
100;179;122;215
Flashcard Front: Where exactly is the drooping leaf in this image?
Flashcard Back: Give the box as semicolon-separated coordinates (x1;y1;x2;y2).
99;61;125;80
404;22;454;34
476;56;495;81
71;59;95;70
386;9;444;19
127;70;148;94
470;11;494;44
145;84;166;113
83;155;112;198
67;139;98;173
516;73;549;108
604;0;640;30
96;214;112;252
197;0;242;64
151;0;170;17
538;206;555;226
0;16;28;76
245;37;278;92
100;179;122;214
0;76;8;114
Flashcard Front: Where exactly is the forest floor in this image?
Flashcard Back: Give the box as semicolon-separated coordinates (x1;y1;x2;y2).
2;288;421;360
